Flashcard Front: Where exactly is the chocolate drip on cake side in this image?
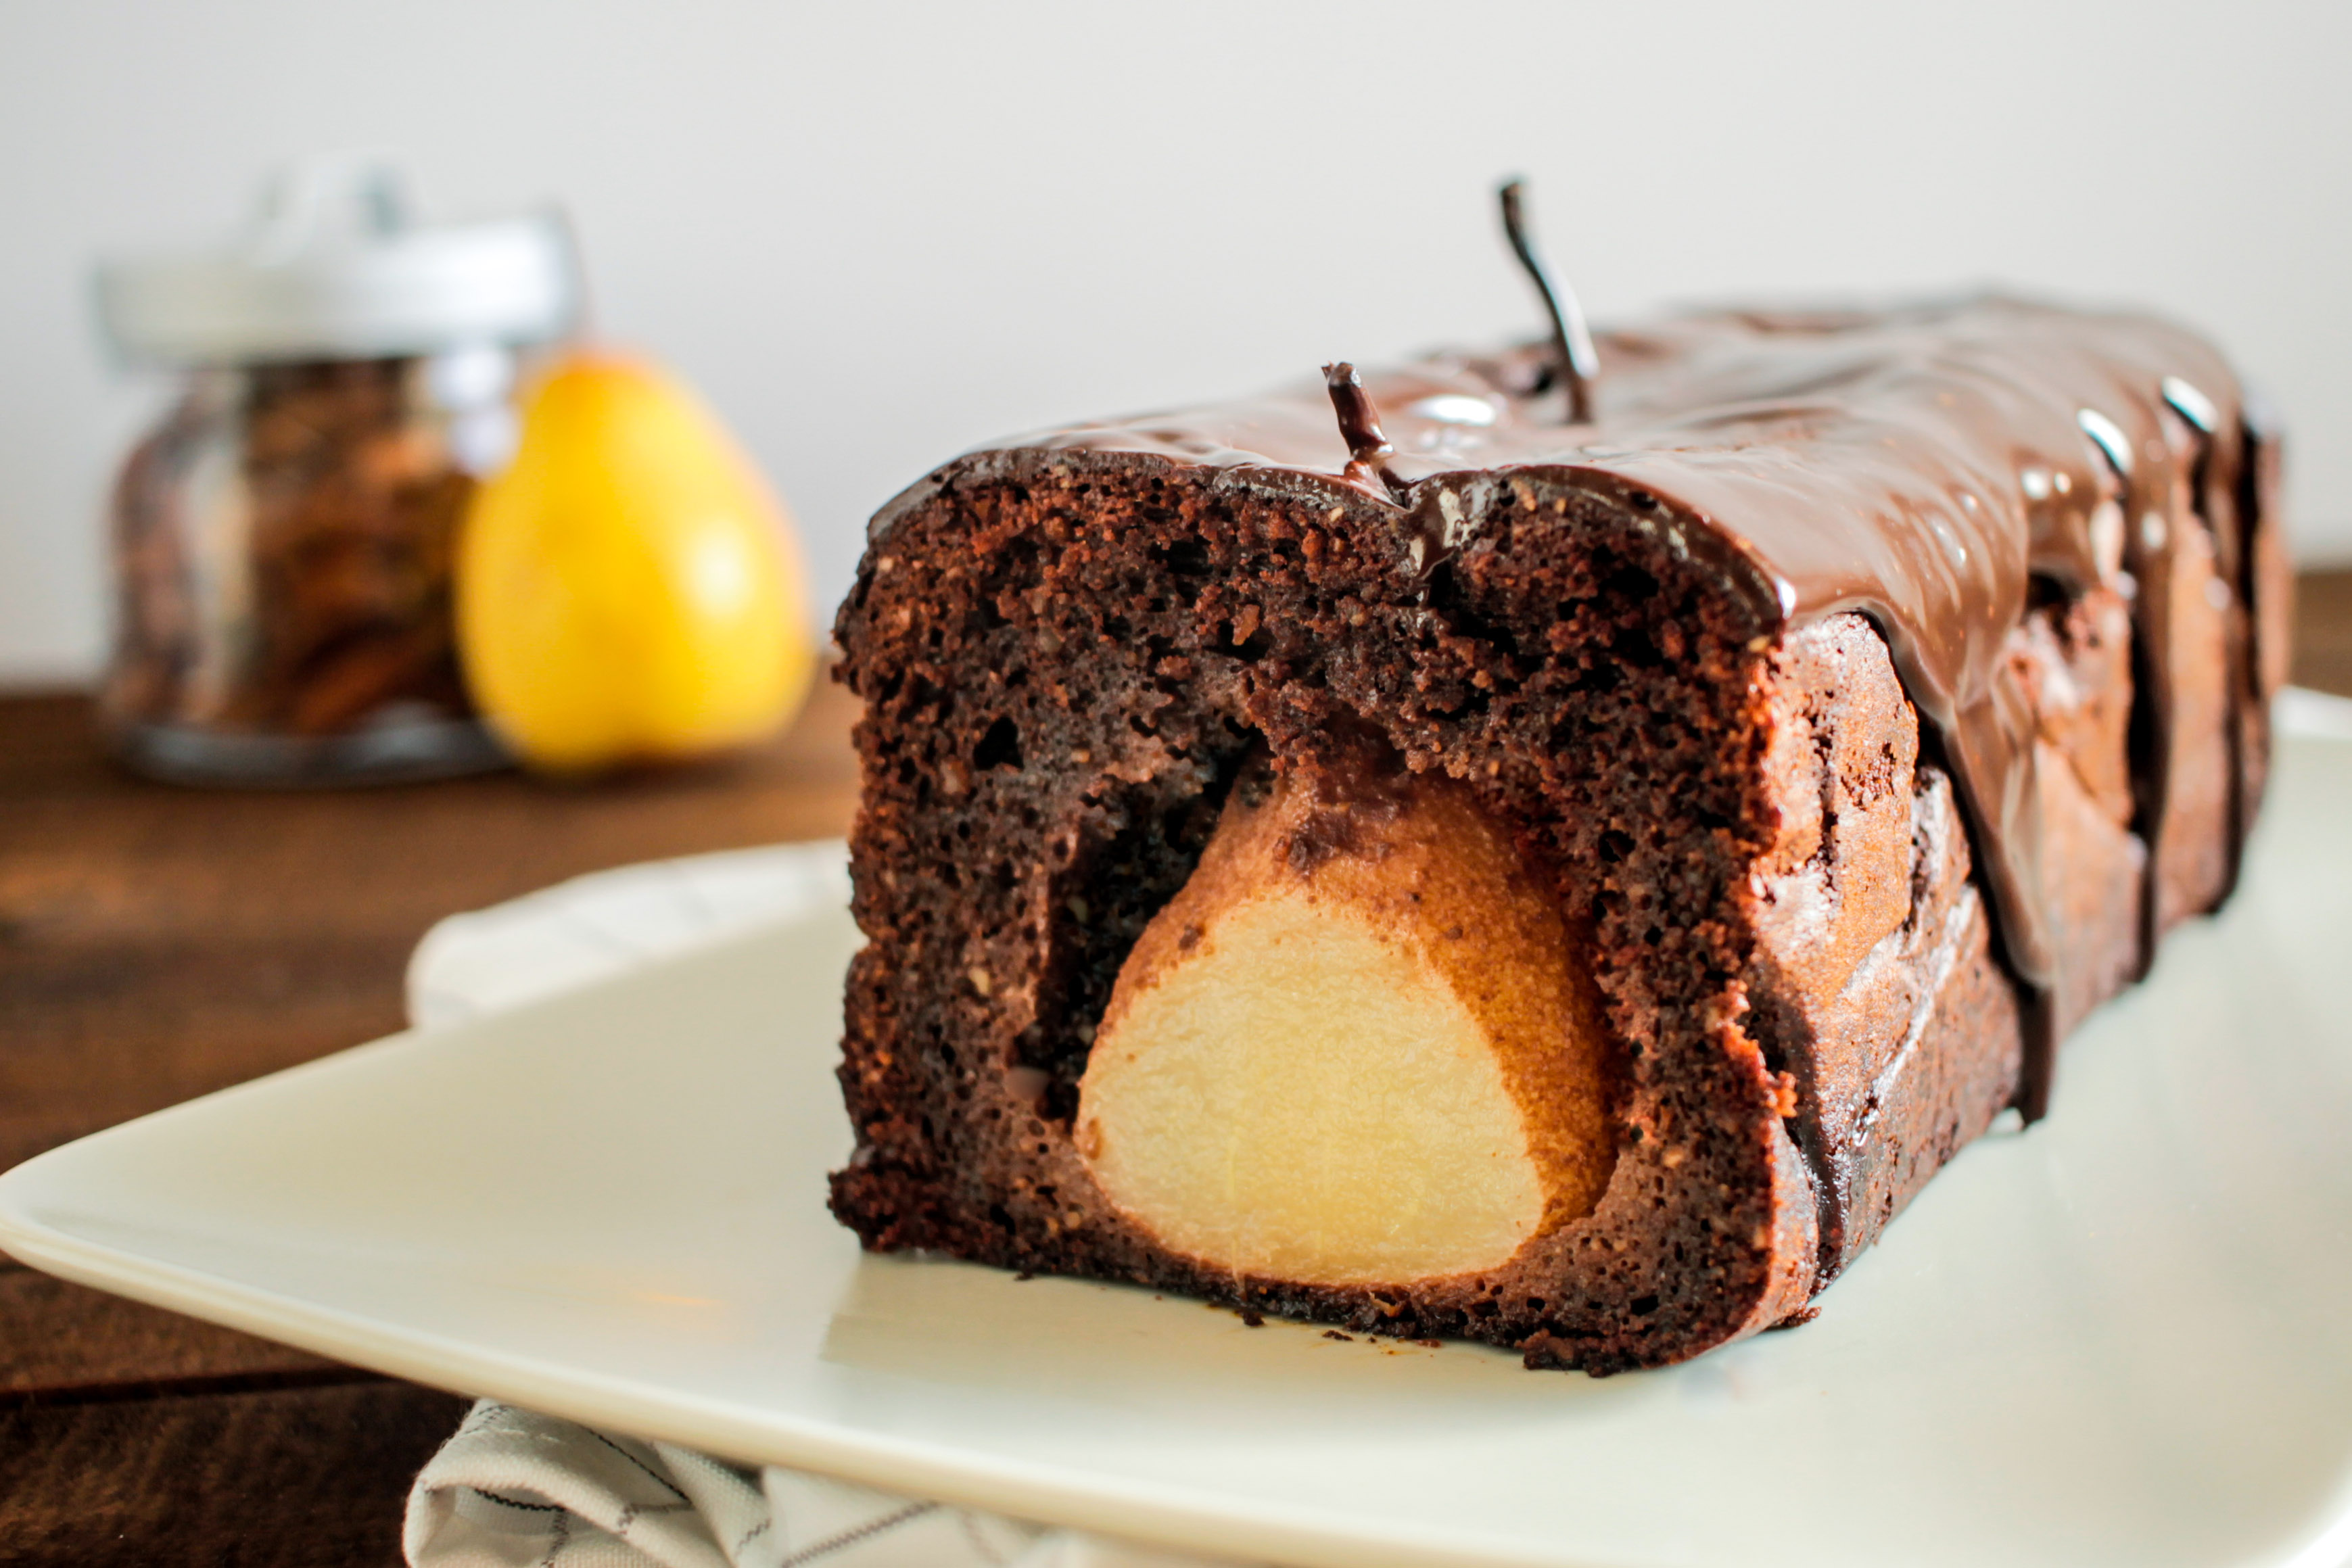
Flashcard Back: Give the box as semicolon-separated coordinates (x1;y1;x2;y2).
2157;374;2257;905
933;297;2264;1126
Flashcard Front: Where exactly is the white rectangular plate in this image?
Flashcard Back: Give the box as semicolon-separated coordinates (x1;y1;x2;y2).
5;738;2352;1568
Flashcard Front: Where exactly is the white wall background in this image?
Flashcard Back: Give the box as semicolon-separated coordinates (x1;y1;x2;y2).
3;0;2347;683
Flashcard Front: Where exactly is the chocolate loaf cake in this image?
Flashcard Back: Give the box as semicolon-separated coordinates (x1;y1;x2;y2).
828;284;2288;1373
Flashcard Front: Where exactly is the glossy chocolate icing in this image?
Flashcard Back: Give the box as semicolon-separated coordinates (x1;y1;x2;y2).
882;297;2265;1120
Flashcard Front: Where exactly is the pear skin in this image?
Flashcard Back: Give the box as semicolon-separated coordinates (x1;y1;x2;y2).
458;352;816;774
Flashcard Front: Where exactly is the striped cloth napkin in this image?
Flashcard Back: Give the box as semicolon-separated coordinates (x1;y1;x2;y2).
398;842;1243;1568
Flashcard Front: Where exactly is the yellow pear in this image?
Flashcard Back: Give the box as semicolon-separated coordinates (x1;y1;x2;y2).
457;352;816;774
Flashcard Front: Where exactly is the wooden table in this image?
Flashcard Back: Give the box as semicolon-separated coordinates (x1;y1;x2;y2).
2;573;2348;1566
0;679;857;1565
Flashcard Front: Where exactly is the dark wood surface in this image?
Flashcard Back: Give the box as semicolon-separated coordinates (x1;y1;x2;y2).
0;679;857;1566
2295;568;2352;700
0;572;2345;1566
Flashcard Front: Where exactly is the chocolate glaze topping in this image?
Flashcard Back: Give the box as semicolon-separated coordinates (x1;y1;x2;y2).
878;296;2263;1120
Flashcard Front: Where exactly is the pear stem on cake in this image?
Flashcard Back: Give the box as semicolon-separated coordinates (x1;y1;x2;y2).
1321;362;1409;502
1498;178;1599;423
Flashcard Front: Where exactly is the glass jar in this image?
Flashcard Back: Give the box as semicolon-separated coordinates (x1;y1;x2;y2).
93;160;578;784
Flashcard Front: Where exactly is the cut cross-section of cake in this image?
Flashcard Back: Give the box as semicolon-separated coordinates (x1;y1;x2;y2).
828;293;2286;1373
